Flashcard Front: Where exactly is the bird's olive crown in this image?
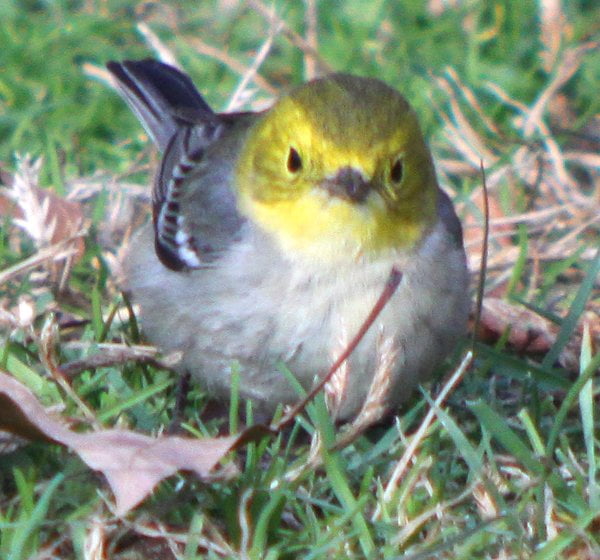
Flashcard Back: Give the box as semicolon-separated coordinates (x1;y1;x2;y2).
235;74;439;257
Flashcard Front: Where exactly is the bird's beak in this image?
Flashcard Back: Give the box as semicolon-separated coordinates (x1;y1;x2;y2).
320;166;371;203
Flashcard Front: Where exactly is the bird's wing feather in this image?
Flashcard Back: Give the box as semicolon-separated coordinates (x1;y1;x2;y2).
107;59;253;271
153;120;236;270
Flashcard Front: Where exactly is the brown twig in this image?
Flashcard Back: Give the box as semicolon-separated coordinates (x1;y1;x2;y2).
38;314;98;424
471;161;489;349
187;36;279;97
0;235;85;286
59;342;181;377
136;22;182;69
304;0;319;80
225;20;282;112
247;0;333;75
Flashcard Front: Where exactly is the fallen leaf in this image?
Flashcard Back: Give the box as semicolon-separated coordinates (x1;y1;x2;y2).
72;430;241;514
0;156;86;288
0;371;257;514
477;297;557;354
477;297;599;371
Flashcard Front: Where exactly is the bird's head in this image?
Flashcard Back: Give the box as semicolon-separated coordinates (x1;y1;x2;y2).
236;74;439;261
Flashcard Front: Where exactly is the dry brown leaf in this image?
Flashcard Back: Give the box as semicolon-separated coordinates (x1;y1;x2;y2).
0;157;86;288
76;431;240;515
477;297;557;353
475;297;598;371
0;371;261;515
0;190;21;219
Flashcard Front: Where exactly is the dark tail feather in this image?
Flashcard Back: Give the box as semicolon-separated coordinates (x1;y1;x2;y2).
106;59;215;151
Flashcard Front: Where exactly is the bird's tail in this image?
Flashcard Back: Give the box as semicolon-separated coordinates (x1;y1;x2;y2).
106;59;216;151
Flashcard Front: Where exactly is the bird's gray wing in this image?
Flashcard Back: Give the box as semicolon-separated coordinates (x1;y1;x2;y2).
107;59;253;271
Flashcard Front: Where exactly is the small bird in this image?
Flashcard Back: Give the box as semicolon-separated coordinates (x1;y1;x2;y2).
107;59;469;421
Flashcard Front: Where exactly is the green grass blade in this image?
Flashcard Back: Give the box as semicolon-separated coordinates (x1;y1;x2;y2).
470;400;544;475
9;473;64;560
96;378;173;423
578;325;599;508
542;247;600;368
545;349;600;455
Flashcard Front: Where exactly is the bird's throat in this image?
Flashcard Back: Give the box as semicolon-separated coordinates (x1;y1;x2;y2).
242;190;434;262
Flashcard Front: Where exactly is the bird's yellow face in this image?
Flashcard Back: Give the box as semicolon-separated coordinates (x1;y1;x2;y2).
235;74;439;261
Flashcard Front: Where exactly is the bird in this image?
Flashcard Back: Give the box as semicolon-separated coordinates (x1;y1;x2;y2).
106;58;470;421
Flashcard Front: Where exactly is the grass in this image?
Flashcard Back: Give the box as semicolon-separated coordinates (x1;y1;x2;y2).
1;0;599;558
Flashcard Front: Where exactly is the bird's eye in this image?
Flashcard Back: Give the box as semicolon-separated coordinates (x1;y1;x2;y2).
287;147;303;173
390;158;404;183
